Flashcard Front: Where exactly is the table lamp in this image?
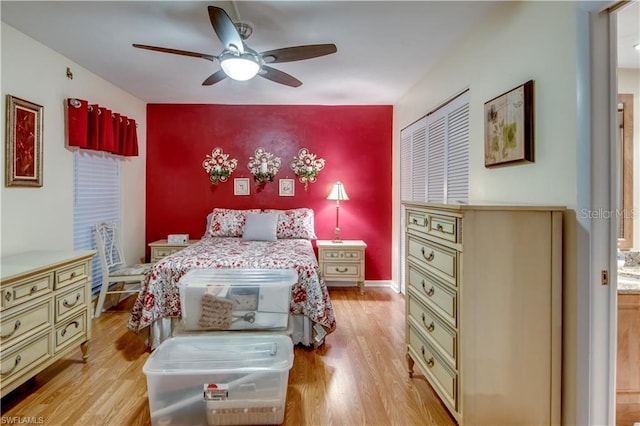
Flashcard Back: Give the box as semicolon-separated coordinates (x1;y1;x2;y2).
327;181;349;242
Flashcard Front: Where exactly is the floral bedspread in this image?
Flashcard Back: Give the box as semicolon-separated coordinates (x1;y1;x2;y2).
128;237;336;336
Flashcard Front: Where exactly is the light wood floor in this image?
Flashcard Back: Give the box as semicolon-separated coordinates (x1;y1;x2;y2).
1;287;455;425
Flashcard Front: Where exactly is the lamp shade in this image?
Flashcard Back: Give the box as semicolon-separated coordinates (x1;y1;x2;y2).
327;181;349;201
220;52;260;81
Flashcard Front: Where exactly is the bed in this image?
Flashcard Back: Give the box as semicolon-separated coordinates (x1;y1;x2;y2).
128;208;336;349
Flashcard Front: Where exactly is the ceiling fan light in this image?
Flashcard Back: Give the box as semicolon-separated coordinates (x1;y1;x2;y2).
220;53;260;81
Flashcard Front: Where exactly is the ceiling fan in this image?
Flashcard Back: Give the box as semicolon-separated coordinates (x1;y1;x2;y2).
133;5;337;88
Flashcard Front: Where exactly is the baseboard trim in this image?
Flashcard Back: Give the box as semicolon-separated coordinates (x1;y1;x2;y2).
325;280;400;293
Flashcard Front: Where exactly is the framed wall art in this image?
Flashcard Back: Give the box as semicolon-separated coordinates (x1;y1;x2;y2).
279;178;295;197
5;95;44;187
233;177;250;196
484;80;534;167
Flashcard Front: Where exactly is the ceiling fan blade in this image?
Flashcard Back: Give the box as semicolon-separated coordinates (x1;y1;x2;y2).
259;66;302;87
202;70;228;86
132;44;216;61
208;6;244;53
261;44;337;64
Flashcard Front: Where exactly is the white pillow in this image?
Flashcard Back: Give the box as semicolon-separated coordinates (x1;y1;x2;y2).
242;213;279;242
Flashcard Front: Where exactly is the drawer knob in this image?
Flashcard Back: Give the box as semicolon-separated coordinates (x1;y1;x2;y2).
1;355;21;376
30;285;39;294
61;320;80;337
421;281;435;297
436;224;444;232
4;292;11;302
421;247;435;262
63;293;81;308
1;320;21;339
412;218;418;224
421;314;435;332
70;271;77;279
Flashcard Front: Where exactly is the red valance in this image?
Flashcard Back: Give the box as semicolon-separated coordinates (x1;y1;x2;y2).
65;98;139;157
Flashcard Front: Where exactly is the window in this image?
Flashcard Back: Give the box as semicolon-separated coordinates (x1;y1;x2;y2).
73;150;121;295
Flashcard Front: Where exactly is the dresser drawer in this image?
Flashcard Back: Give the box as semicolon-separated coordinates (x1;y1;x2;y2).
321;249;362;261
2;273;53;310
408;326;458;409
0;332;52;383
54;313;87;352
407;294;457;367
408;263;457;327
0;299;52;345
322;263;362;280
55;284;87;323
426;213;459;243
407;209;428;236
408;236;457;282
55;261;88;290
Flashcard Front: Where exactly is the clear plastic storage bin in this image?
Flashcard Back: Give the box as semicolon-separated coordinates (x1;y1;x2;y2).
143;334;294;426
178;269;297;332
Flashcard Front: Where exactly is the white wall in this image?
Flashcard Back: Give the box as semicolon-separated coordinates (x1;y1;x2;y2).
1;23;146;264
618;68;640;250
393;1;582;423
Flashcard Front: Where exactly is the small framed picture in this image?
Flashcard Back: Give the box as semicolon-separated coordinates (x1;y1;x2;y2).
5;95;44;187
484;80;534;167
234;178;250;196
279;178;295;196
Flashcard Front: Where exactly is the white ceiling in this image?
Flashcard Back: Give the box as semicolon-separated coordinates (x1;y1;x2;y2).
2;1;638;106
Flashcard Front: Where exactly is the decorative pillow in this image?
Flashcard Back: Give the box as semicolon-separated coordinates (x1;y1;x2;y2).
242;212;279;242
265;208;317;240
206;208;260;237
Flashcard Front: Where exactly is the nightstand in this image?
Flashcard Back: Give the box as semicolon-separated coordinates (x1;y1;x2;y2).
316;240;367;294
148;239;199;262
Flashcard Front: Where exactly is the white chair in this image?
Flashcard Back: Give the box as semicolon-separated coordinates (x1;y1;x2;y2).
94;222;153;318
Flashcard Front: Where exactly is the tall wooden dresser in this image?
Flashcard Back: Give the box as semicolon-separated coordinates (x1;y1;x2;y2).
402;202;563;425
1;250;94;397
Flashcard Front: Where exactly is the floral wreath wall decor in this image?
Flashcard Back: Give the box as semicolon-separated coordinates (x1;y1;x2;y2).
202;147;238;185
290;148;325;190
248;147;281;186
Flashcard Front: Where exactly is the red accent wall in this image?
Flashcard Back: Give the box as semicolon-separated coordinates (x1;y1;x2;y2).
146;104;392;281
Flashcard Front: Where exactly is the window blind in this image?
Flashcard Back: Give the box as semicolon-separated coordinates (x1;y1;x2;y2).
73;150;121;295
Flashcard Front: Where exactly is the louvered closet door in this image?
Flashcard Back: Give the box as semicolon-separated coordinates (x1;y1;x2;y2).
400;117;427;292
445;94;469;204
426;115;446;203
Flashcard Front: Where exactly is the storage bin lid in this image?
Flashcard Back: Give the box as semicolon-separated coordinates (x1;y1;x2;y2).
178;268;298;289
143;334;294;374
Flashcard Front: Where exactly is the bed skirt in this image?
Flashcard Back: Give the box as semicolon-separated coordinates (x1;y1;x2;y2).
143;314;323;350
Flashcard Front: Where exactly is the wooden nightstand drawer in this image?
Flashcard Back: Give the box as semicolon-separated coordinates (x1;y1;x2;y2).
322;263;361;280
321;249;362;261
149;239;198;262
2;273;53;310
0;299;52;345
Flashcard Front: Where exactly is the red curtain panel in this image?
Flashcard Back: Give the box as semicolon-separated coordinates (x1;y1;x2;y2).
66;98;88;148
